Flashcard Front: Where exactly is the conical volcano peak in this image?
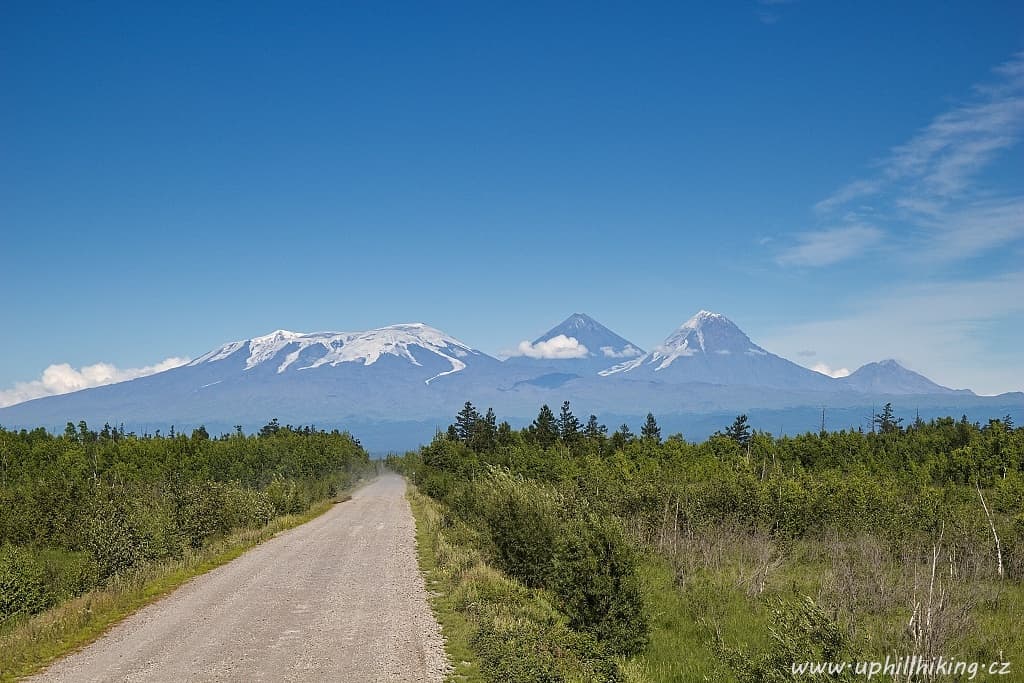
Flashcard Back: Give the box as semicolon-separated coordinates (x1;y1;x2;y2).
840;359;966;395
685;310;727;325
516;313;644;363
559;313;603;330
662;310;755;354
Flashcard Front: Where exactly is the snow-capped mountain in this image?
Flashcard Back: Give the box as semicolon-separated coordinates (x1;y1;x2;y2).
839;359;971;396
0;323;507;433
190;323;492;385
600;311;836;390
0;313;1017;452
503;313;644;381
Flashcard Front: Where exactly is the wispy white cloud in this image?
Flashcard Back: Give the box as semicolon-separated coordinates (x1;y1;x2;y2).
601;344;643;358
804;51;1024;265
0;357;190;408
775;224;883;267
810;362;851;378
509;335;589;360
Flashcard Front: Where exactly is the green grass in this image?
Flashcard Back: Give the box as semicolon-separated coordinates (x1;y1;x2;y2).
622;557;773;683
406;483;623;682
407;484;486;682
0;485;363;682
418;483;1024;682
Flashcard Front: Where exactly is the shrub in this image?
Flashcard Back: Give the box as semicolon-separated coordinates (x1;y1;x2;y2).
474;470;563;588
718;595;855;682
83;498;146;579
550;513;650;656
39;548;99;602
265;478;305;516
174;481;228;549
0;544;52;622
222;484;275;530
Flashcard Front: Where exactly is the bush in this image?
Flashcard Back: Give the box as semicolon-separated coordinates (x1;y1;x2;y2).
718;595;855;682
39;548;99;602
474;470;563;588
472;614;622;683
265;478;306;516
83;498;147;579
550;513;650;656
174;481;228;549
222;484;275;530
0;544;52;622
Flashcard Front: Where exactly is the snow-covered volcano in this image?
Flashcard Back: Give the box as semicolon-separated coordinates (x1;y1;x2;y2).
0;312;1014;452
600;311;836;390
503;313;644;380
190;323;488;385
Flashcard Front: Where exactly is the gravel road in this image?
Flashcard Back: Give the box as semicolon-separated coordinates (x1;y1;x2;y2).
30;474;450;682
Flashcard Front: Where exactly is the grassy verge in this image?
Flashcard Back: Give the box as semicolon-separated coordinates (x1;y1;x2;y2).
0;486;362;682
406;483;622;682
408;483;485;682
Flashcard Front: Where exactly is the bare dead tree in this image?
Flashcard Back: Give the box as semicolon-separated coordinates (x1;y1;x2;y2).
976;481;1004;580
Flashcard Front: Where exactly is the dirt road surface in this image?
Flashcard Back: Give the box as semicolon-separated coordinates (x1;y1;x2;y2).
30;474;450;682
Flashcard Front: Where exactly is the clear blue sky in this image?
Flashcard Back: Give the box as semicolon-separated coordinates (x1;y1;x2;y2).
2;1;1023;397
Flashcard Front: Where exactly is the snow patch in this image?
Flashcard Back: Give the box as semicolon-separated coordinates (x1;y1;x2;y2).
193;323;477;381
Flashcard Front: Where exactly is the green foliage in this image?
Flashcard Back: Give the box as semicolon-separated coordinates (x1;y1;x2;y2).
0;544;51;622
718;595;855;682
551;513;649;656
472;470;562;587
408;485;624;683
529;405;560;449
724;414;752;447
393;401;1024;679
0;422;371;623
641;413;661;444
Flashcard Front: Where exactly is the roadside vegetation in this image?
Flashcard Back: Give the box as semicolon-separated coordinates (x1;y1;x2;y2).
0;419;372;680
392;402;1023;682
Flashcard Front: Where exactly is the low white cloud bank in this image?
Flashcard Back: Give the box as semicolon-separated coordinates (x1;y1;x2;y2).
0;357;190;408
810;362;852;378
512;335;589;359
601;344;643;358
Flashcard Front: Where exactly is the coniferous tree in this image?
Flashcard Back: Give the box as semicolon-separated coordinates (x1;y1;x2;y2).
873;403;903;434
641;413;661;443
259;418;281;437
557;401;582;443
724;414;751;447
454;401;480;443
470;407;498;451
608;423;633;453
584;414;607;440
496;420;515;447
530;404;559;449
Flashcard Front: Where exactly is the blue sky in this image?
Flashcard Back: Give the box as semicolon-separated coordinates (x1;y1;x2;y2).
2;1;1023;400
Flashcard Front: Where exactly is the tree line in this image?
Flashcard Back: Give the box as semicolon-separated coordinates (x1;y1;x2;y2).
0;420;371;624
390;400;1024;680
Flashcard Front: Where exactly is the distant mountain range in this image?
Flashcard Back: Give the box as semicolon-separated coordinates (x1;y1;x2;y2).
2;312;1020;452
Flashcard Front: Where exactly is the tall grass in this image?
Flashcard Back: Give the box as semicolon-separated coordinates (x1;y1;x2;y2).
406;484;623;683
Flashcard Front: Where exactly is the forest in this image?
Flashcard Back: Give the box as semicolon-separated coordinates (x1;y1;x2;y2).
390;401;1024;681
0;420;371;627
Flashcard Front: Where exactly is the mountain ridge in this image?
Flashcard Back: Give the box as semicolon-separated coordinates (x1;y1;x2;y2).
1;311;1017;452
